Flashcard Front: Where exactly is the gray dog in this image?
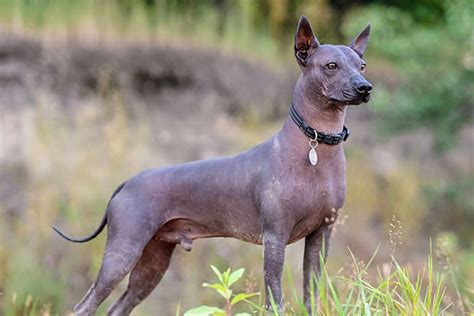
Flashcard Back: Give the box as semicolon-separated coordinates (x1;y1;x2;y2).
54;16;372;315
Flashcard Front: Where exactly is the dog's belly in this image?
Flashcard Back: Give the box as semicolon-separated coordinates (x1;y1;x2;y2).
156;217;263;247
155;180;263;245
156;218;220;246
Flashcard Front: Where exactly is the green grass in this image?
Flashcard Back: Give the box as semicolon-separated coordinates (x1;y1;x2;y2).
184;246;468;316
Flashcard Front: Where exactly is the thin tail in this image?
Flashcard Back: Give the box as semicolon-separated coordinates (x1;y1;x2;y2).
52;181;127;243
53;214;107;243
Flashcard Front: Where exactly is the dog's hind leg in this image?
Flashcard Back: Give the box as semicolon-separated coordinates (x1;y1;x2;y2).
73;206;161;316
107;238;176;316
73;239;145;316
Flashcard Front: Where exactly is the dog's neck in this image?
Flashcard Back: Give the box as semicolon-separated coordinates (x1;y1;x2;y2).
277;76;347;162
292;75;347;132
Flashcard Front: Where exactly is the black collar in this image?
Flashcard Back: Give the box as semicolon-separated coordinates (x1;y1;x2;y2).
289;103;350;145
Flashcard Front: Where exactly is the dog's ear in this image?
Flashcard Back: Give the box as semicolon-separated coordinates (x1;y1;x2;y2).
349;24;371;58
294;16;319;67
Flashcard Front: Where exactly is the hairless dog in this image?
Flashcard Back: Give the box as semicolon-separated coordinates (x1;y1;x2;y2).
54;16;372;315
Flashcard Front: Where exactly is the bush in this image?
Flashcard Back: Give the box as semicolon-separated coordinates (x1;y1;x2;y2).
343;0;474;150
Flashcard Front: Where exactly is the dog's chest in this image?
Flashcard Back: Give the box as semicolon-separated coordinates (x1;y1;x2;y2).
285;167;346;242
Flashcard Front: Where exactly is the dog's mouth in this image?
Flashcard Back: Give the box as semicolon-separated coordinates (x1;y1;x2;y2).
329;90;371;106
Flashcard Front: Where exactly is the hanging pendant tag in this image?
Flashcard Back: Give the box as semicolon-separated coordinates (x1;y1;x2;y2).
309;148;318;165
308;138;319;166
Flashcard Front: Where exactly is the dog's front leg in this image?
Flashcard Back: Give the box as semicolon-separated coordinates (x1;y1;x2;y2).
263;232;287;312
303;225;332;314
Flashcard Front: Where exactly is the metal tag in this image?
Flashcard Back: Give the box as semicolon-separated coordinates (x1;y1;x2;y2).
308;137;319;166
309;148;318;166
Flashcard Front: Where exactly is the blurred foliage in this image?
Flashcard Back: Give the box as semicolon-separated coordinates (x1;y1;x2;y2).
343;0;474;149
0;0;471;147
425;176;474;247
330;0;447;26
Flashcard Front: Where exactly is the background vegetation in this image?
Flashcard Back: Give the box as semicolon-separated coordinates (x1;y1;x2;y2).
0;0;472;315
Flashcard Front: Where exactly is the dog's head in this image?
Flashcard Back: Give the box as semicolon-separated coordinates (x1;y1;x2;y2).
294;16;372;106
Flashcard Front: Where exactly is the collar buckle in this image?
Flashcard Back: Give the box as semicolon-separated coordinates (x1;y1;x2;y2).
304;127;316;139
343;127;350;141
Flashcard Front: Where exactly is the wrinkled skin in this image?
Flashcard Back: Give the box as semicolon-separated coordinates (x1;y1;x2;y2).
55;16;372;316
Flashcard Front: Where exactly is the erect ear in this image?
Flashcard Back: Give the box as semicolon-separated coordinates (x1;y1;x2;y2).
349;24;371;58
294;16;319;67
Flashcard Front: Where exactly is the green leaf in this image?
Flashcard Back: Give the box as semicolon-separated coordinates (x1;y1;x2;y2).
183;305;225;316
223;268;231;286
202;283;229;299
202;282;223;290
210;265;224;284
231;292;260;305
228;268;245;287
235;313;252;316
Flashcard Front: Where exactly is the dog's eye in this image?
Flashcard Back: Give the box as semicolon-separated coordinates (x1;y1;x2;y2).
360;63;366;72
326;62;337;70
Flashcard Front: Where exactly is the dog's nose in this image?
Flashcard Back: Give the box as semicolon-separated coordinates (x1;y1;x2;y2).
355;82;372;94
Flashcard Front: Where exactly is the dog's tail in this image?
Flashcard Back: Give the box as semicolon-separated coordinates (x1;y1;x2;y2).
53;214;107;243
52;181;127;243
